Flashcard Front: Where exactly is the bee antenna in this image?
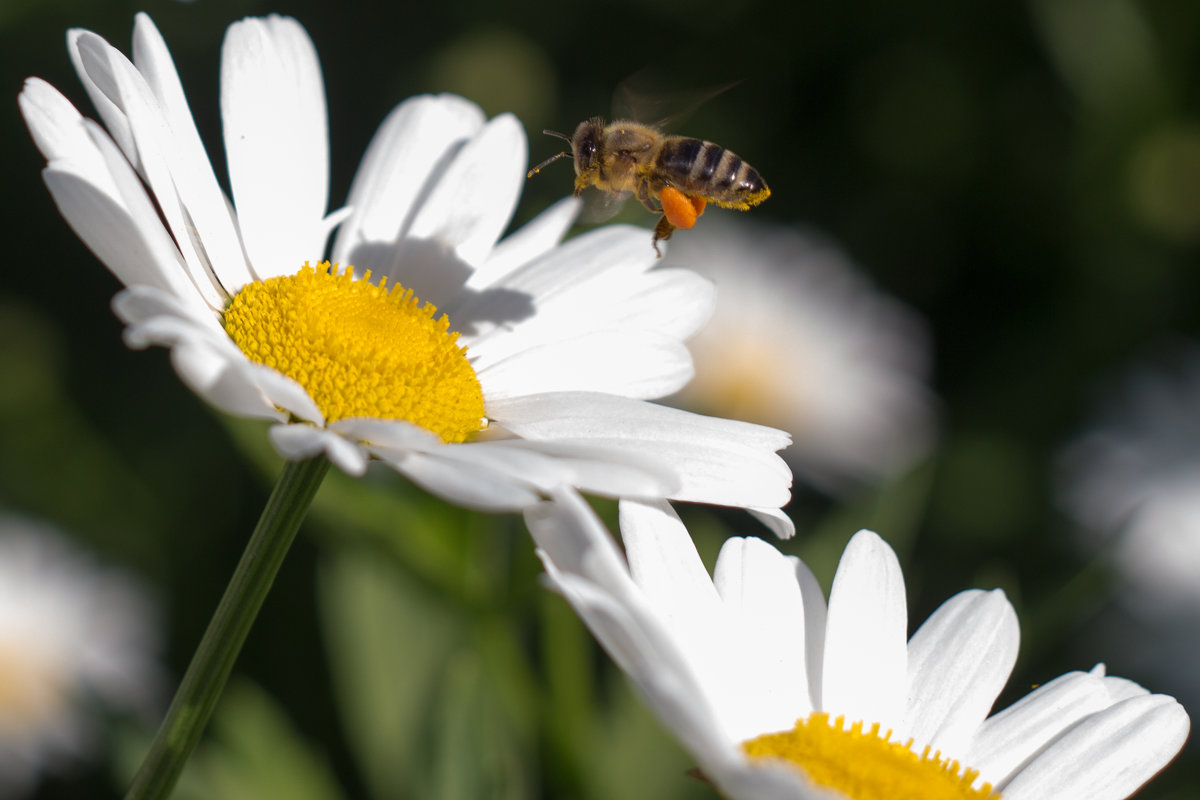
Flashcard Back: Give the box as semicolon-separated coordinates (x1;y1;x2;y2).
527;150;570;179
543;129;572;143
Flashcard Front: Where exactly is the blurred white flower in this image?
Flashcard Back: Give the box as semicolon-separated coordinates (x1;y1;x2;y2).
526;490;1189;800
0;515;160;796
19;14;792;531
1057;344;1200;610
661;218;935;493
1057;345;1200;716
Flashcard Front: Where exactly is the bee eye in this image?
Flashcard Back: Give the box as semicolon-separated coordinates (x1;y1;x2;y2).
577;131;598;164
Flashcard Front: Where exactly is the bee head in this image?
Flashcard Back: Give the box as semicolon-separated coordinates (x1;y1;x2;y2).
525;118;606;181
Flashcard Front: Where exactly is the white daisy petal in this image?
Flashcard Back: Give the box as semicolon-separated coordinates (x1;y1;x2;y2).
113;285;323;425
130;13;205;155
488;391;792;513
270;424;367;475
20;77;103;168
1097;668;1155;704
68;30;242;302
617;501;747;727
749;507;797;540
458;224;652;308
39;164;187;301
400;112;525;268
130;13;250;292
548;571;737;767
19;81;214;312
465;267;714;373
453;225;667;346
477;332;694;400
629;270;717;341
321;433;371;476
791;555;827;703
967;669;1119;781
527;488;635;598
239;361;324;423
388;448;544;511
112;285;225;342
111;40;249;304
78;120;222;315
903;588;1019;757
525;491;738;767
999;694;1190;800
475;439;681;500
620;499;723;614
711;537;817;737
221;15;329;280
466;196;582;291
538;441;681;490
333;94;485;267
70;29;225;297
391;440;579;495
534;494;746;751
345;113;526;310
819;530;908;732
329;417;444;451
120;308;221;352
67;28;136;165
967;662;1171;790
373;438;679;510
168;340;288;422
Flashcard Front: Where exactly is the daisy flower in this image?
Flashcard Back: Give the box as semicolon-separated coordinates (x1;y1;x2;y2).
0;515;160;797
19;14;791;531
661;218;935;493
525;489;1190;800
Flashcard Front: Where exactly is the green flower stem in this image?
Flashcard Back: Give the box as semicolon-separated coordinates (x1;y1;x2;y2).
125;455;332;800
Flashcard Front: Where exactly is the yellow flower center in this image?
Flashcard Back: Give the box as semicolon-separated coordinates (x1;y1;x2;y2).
742;712;1000;800
222;262;485;443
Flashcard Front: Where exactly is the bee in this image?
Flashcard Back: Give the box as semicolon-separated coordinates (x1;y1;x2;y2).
527;118;771;256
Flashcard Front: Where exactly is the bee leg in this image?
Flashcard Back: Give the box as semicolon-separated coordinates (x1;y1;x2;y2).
652;215;676;257
573;170;598;196
636;179;662;213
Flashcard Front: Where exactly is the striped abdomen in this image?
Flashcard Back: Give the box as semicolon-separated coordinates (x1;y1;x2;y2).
653;137;770;209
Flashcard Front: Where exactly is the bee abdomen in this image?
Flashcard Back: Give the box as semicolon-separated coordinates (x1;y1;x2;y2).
656;138;770;209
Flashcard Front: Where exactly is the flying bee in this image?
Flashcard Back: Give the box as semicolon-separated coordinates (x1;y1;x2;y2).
527;118;771;256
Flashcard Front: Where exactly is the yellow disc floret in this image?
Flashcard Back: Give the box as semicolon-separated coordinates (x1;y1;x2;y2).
222;262;484;443
743;712;1000;800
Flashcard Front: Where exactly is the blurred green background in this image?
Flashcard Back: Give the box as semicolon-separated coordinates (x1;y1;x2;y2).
2;0;1198;797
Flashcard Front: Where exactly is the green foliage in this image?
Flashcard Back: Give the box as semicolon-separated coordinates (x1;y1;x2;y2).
173;680;348;800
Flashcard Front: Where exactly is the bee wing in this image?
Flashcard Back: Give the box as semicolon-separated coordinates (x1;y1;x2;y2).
613;72;743;128
577;187;633;225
